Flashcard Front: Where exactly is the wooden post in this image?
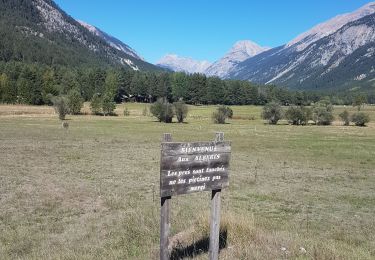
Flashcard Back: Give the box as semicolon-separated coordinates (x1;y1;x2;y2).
160;133;172;260
209;132;224;260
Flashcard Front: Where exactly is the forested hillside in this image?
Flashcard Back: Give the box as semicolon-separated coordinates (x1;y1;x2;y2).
0;0;159;70
2;61;374;106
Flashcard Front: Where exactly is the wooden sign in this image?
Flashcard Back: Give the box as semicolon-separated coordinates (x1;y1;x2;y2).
160;133;230;260
160;140;231;197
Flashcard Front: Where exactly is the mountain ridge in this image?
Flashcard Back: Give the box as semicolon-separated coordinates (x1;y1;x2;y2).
0;0;160;71
156;54;211;74
229;2;375;91
77;20;144;62
205;40;270;78
156;40;269;77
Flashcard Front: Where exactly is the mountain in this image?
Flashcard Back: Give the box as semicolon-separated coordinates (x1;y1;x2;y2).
229;2;375;91
0;0;160;71
77;20;144;62
286;2;375;51
156;54;212;74
205;40;270;78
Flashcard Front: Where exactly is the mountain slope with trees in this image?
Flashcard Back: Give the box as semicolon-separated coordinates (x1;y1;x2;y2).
0;0;160;71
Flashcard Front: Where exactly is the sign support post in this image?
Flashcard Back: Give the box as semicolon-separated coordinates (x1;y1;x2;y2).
209;133;224;260
160;133;172;260
159;132;230;260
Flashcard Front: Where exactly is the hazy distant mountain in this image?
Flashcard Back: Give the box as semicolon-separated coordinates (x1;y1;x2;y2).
0;0;160;71
229;2;375;91
156;54;212;74
205;40;270;78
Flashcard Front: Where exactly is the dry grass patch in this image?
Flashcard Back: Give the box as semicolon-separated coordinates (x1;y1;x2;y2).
0;104;375;259
0;104;54;117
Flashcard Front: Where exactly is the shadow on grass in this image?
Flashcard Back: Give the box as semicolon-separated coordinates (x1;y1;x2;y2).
169;228;227;260
150;120;190;124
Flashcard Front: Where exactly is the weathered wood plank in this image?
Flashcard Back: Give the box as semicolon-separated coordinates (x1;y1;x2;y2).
160;174;228;197
160;137;231;197
161;141;231;156
161;153;231;169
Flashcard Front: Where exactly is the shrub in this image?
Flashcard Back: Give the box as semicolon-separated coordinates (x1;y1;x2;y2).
102;95;116;116
52;96;69;120
150;98;175;123
351;112;370;127
262;102;283;125
339;110;350;126
226;107;233;119
212;105;232;124
173;101;188;123
285;106;311;125
353;94;366;111
62;121;69;129
90;93;102;115
67;89;84;115
312;100;334;125
123;107;130;116
142;106;148;116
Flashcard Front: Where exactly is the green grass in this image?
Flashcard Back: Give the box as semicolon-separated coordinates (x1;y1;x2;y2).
0;104;375;259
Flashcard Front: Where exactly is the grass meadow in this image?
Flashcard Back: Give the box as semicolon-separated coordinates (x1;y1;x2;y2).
0;103;375;259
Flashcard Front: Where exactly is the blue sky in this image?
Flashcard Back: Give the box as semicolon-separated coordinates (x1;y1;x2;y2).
54;0;373;63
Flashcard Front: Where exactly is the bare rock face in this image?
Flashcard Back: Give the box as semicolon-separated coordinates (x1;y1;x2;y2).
205;40;270;78
229;2;375;91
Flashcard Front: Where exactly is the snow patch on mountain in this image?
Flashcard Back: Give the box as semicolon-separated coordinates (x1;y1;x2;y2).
287;2;375;51
156;54;212;74
205;40;270;78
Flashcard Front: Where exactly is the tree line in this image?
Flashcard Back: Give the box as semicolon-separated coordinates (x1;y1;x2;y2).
262;99;370;127
0;61;374;107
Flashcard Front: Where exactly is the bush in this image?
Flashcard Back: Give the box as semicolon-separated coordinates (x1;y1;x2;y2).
285;106;312;125
353;94;366;111
173;101;188;123
150;98;175;123
123;107;130;116
142;106;148;116
67;89;84;115
52;96;69;120
262;101;283;125
102;95;116;116
90;93;102;115
351;112;370;127
226;106;233;119
212;105;232;124
339;110;350;126
312;100;334;125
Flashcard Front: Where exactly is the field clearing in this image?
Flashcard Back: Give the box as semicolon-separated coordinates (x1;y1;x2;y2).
1;103;375;259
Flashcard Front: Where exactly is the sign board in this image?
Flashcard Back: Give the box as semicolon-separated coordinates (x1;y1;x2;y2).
160;140;231;197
